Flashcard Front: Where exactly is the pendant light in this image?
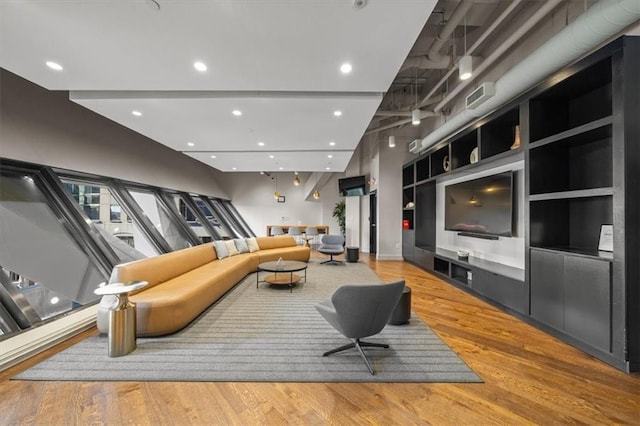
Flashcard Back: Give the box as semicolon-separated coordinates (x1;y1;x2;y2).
459;14;472;80
273;175;280;199
388;135;396;148
412;69;421;126
293;171;300;186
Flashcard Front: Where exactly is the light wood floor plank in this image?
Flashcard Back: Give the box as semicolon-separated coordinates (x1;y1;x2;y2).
1;255;638;424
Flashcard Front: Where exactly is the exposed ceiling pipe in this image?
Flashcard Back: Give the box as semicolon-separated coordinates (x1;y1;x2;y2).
364;111;438;136
433;0;564;113
419;0;640;153
400;0;475;71
418;0;523;108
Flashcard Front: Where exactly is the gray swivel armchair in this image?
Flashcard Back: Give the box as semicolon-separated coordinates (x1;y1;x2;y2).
315;280;405;374
318;234;345;264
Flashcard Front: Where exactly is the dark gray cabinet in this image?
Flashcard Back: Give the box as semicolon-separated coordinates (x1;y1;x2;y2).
414;247;434;270
564;256;611;351
402;230;415;262
530;249;611;352
530;250;565;329
472;268;525;314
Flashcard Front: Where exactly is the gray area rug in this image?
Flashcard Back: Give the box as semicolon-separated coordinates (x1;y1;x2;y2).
15;261;481;383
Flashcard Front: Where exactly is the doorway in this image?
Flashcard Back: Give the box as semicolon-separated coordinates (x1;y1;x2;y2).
369;191;377;254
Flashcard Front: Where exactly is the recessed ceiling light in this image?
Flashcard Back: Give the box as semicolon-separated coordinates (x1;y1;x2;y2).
325;167;331;170
232;110;242;116
187;142;195;147
333;110;342;117
327;154;333;158
210;155;216;158
194;61;207;72
258;142;265;146
132;110;142;117
269;155;275;159
232;167;237;171
329;141;336;146
279;167;284;170
340;63;352;74
50;296;60;305
46;61;63;71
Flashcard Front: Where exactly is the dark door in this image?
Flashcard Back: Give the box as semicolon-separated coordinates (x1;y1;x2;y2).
369;191;377;254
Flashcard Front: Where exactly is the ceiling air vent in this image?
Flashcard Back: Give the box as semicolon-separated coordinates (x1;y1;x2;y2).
409;139;422;154
466;82;495;110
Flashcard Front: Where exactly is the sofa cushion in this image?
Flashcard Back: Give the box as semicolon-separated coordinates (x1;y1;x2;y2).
213;240;229;259
234;238;249;253
224;240;239;256
246;237;260;252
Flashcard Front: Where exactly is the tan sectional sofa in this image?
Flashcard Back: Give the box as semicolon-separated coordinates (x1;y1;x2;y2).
96;236;309;336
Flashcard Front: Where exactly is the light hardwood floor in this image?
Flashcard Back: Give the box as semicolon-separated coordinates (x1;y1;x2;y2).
1;255;638;425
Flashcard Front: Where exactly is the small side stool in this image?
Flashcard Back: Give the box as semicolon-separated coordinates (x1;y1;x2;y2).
94;280;148;357
388;285;411;325
345;246;359;262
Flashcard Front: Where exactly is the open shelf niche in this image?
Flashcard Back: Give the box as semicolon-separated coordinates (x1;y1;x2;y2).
479;107;520;159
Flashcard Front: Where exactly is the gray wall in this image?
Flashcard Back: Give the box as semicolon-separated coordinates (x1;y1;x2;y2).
0;70;228;198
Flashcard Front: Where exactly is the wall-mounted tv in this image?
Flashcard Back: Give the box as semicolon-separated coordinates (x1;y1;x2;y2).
338;175;367;197
445;171;514;238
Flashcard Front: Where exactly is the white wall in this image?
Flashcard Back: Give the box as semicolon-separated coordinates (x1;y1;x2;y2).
375;136;407;260
214;171;340;237
436;161;525;269
0;70;228;198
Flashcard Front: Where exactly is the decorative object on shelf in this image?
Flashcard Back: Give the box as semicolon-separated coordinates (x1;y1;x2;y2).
469;147;479;164
510;125;521;150
405;201;415;209
598;224;613;252
443;155;451;171
456;249;470;260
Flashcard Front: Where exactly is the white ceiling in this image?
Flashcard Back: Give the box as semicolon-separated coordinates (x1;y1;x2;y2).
0;0;437;172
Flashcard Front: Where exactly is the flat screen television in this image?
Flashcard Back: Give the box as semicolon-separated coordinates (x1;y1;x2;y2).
444;171;514;238
338;175;367;197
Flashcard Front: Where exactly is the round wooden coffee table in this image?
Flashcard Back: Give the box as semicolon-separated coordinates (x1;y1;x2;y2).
257;260;307;293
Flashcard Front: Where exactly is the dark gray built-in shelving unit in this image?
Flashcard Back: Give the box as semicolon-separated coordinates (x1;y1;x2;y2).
401;36;639;372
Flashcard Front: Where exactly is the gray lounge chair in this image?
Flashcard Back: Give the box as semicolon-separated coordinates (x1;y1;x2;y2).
315;280;405;374
318;234;345;264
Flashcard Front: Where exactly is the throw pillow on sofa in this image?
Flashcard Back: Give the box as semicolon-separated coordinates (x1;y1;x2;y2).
224;240;239;256
213;240;229;259
246;237;260;252
234;238;249;253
